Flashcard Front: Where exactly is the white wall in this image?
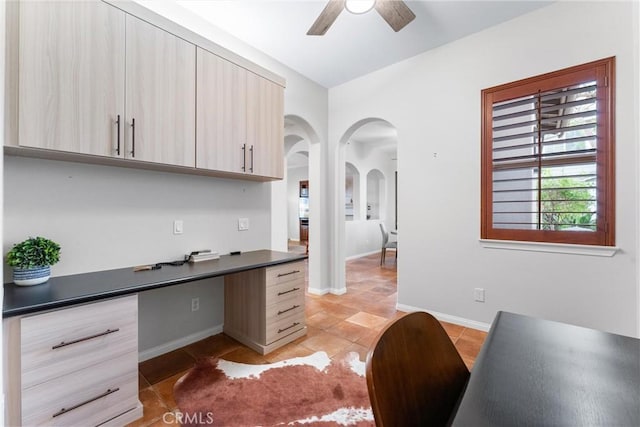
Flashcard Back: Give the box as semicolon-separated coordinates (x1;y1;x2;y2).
636;0;640;336
329;1;639;336
344;141;396;258
3;157;273;355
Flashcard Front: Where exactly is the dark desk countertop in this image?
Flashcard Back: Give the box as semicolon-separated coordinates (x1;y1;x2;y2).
452;311;640;426
3;250;307;318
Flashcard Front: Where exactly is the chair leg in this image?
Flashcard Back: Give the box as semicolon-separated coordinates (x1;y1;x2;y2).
381;248;385;265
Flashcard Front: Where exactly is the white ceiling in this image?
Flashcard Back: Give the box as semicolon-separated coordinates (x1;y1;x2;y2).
176;0;551;88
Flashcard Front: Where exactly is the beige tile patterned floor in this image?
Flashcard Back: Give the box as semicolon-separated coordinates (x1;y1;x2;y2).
127;249;487;427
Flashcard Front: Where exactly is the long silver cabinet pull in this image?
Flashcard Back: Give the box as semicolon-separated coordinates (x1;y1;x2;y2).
52;388;120;418
241;144;246;171
249;145;254;173
130;118;136;157
115;114;121;155
52;328;120;350
277;270;301;278
277;287;300;296
278;305;300;316
278;322;300;334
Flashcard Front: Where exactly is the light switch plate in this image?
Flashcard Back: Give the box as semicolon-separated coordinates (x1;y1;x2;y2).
238;218;249;231
173;220;184;235
474;288;485;302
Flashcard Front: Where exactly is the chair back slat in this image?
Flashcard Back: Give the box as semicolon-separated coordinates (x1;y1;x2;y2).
366;312;470;427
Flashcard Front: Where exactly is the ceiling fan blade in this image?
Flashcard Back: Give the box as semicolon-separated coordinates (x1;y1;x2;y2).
307;0;345;36
375;0;416;32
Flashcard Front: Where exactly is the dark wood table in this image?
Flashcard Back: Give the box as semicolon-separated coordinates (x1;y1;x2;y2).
452;311;640;426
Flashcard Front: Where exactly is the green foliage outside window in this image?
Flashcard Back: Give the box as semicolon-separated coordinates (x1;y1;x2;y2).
540;174;595;231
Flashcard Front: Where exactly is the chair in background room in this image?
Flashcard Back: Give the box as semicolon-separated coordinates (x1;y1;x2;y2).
379;223;397;265
365;312;470;427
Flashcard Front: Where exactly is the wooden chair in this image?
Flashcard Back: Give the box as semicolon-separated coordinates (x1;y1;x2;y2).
365;312;470;427
379;223;397;265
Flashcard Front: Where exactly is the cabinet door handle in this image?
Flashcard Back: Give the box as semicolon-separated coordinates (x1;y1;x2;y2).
52;388;119;418
249;145;254;173
278;322;300;334
277;287;300;296
278;305;300;315
52;328;120;350
277;270;300;278
131;118;136;157
115;114;121;156
241;144;246;171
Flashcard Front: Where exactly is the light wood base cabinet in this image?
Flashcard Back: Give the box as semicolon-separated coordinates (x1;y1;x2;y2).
224;261;306;354
3;295;142;426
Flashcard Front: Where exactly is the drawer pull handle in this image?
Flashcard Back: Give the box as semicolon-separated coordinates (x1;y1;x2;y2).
52;328;120;350
277;287;300;296
277;270;300;278
52;388;119;418
278;322;300;334
278;304;300;315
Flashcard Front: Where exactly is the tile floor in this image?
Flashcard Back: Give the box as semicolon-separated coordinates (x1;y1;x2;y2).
127;249;487;427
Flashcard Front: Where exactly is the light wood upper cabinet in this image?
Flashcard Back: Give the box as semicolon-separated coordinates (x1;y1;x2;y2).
125;15;196;167
18;1;125;157
197;48;284;179
196;47;246;174
11;1;284;180
247;72;285;179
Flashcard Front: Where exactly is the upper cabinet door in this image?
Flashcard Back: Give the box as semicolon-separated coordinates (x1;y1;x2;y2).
125;15;196;167
246;72;284;179
196;48;247;174
18;1;125;157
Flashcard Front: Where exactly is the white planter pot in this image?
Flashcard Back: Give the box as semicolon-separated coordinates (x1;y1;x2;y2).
13;266;51;286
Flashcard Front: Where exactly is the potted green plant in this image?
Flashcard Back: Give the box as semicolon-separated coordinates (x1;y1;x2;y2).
6;236;61;286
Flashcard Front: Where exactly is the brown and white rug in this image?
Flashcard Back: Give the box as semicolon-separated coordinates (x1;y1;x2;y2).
174;351;374;426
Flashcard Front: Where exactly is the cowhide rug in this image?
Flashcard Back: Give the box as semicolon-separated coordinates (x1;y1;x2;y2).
173;351;374;426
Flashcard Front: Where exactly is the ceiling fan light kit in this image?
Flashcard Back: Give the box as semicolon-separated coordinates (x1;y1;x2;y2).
345;0;376;14
307;0;415;36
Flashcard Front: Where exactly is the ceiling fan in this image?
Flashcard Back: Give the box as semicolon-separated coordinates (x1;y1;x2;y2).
307;0;416;36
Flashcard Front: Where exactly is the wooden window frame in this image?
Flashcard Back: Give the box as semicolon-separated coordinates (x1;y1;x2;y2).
481;57;615;246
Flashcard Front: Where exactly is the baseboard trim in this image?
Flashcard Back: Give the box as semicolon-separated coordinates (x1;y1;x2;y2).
308;287;329;295
396;304;491;332
138;325;223;362
346;250;380;261
330;288;347;295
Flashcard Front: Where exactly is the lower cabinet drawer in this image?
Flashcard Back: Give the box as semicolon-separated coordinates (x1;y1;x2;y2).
265;280;304;306
265;262;305;287
22;351;139;426
21;295;138;389
266;312;305;345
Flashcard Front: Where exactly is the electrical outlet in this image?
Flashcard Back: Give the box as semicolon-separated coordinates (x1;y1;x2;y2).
191;297;199;312
173;220;184;235
474;288;485;303
238;218;249;231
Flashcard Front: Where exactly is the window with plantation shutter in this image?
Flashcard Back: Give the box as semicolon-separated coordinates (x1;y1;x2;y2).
481;58;615;246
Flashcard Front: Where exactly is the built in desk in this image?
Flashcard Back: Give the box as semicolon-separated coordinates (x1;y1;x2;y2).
3;250;307;317
3;249;307;426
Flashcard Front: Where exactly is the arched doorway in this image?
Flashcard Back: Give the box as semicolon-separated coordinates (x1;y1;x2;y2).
285;136;309;249
333;118;398;292
278;115;327;294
